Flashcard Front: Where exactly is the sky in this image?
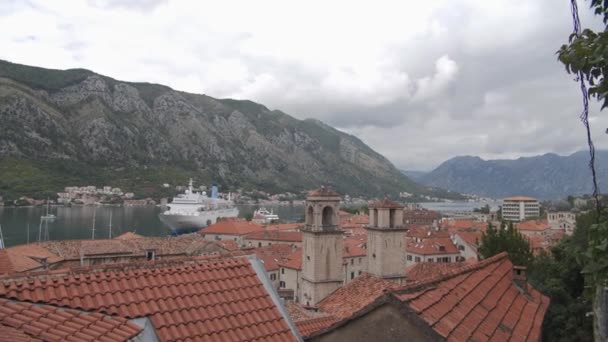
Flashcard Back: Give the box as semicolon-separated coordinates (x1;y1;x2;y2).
1;0;607;170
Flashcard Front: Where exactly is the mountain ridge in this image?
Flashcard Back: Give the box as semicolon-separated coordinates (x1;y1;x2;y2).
0;59;424;199
418;151;607;199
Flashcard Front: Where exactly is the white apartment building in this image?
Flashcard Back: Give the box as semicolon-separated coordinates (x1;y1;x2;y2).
501;196;540;222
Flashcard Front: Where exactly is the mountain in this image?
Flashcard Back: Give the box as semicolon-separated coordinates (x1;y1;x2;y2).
419;151;608;199
0;60;422;199
401;170;428;182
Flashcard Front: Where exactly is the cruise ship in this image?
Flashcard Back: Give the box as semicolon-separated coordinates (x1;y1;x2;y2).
159;179;239;235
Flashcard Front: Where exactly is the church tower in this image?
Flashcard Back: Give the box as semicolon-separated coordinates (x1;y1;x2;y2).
366;199;407;284
301;187;343;306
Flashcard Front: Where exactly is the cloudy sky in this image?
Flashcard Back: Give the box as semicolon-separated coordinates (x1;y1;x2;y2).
1;0;606;170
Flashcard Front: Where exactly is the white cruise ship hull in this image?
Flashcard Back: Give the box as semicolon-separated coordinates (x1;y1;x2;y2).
159;207;239;234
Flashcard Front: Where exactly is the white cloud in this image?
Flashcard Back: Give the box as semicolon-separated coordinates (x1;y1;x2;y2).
0;0;606;170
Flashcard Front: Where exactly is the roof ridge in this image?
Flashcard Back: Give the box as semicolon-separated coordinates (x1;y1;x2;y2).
397;252;508;294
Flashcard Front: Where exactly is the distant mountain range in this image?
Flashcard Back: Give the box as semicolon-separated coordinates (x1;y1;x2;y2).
0;60;428;199
405;151;608;199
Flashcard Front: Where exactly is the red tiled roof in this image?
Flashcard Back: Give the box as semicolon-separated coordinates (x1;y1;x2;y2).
441;220;488;233
369;198;403;209
0;298;142;341
308;187;339;197
296;316;339;338
406;225;450;239
254;244;299;272
406;237;459;255
284;302;339;338
317;253;549;342
405;261;469;283
317;273;399;320
343;236;367;258
278;248;303;270
516;220;550;232
113;232;144;240
395;252;549;341
0;257;297;341
504;196;538;202
215;240;240;251
0;324;37;342
264;223;302;232
0;245;64;274
200;218;264;236
244;231;303;243
403;209;440;219
455;231;482;249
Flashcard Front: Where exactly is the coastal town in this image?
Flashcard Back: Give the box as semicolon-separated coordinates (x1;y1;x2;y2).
0;186;583;340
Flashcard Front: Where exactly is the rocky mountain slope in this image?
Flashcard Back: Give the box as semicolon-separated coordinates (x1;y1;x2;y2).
0;60;422;199
419;151;608;199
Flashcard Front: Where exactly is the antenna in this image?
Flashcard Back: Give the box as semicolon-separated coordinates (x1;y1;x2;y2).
91;206;96;240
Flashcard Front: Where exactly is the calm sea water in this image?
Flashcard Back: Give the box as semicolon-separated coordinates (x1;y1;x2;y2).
0;204;305;247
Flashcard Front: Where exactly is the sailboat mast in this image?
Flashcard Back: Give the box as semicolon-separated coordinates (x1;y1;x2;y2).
108;211;113;239
91;207;96;240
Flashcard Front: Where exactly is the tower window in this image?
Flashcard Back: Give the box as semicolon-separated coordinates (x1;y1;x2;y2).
350;272;354;279
322;206;334;226
146;250;156;261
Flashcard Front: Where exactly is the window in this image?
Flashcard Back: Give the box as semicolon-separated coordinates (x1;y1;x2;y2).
428;258;433;262
146;250;156;261
281;268;285;274
307;256;310;260
458;245;465;251
350;272;354;280
414;256;421;262
280;281;285;288
407;255;412;261
358;258;362;264
258;242;262;247
358;271;362;275
350;259;354;265
270;274;276;281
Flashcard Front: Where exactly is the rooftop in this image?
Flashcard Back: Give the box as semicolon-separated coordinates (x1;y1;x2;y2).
0;257;299;341
200;218;265;236
0;298;143;341
503;196;538;202
516;220;551;232
406;237;459;255
314;252;549;341
244;231;303;243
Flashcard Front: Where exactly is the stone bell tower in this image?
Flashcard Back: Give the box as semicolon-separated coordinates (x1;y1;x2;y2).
366;198;407;284
301;187;343;306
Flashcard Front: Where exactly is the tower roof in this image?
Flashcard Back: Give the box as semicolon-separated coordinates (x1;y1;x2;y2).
369;198;403;209
308;186;339;197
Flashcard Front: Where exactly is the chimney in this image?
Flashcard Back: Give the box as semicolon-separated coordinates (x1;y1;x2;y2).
513;265;527;292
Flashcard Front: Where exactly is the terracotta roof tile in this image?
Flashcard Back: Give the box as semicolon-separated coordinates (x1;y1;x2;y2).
342;236;367;258
0;245;64;274
405;262;469;283
113;232;144;240
278;249;303;270
264;223;302;232
406;237;459;255
395;252;549;341
0;298;142;341
516;220;550;232
201;219;265;236
317;273;399;320
0;257;297;342
244;231;302;243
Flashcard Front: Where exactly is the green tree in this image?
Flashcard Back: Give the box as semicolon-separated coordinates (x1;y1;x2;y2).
478;222;533;267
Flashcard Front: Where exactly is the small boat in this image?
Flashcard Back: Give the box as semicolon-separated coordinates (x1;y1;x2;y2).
252;208;279;224
41;198;56;220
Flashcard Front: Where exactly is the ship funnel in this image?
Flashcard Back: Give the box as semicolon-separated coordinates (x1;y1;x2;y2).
211;185;218;199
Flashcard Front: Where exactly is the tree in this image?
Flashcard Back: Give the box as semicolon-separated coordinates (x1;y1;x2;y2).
478;222;533;267
558;2;608;339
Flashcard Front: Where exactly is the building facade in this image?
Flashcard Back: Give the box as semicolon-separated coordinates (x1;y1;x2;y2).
300;187;344;306
501;196;540;221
